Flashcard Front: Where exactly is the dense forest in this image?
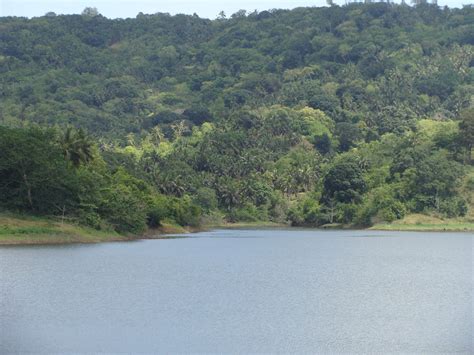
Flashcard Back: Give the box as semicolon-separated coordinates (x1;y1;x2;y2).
0;3;473;234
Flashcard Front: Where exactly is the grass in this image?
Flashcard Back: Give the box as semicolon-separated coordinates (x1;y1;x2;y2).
141;220;204;238
371;213;474;232
0;214;129;245
1;211;472;246
0;214;203;245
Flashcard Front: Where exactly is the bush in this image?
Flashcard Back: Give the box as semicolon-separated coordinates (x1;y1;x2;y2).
287;205;304;226
228;204;259;222
268;192;288;223
339;203;357;224
146;195;170;228
167;196;202;227
354;188;407;226
77;206;102;229
439;197;468;218
377;200;407;222
288;197;323;226
101;184;148;234
193;187;218;212
0;127;80;215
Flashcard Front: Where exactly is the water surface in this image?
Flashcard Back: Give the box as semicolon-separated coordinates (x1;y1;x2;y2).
1;229;472;353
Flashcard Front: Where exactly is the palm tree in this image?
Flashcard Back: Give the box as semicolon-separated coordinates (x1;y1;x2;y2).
60;127;94;168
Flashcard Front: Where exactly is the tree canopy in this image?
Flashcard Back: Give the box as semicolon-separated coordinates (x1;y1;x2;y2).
0;4;473;232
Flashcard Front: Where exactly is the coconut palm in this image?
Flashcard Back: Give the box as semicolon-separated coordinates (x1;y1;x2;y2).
60;127;94;168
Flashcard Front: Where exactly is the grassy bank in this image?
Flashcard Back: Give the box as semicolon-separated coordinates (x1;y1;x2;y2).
0;215;275;245
0;214;196;245
1;212;472;246
0;214;131;245
371;214;474;232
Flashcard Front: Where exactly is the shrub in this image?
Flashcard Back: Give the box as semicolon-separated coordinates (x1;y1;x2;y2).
100;183;147;234
193;187;218;212
439;197;468;218
288;196;323;226
167;196;202;227
228;204;260;222
146;195;170;228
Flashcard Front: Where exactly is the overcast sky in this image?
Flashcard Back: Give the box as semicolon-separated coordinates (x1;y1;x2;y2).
1;0;470;19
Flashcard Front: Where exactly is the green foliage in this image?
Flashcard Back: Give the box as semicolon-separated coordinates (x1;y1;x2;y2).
194;187;217;212
228;203;269;223
60;127;94;167
1;5;472;137
0;127;79;214
100;179;148;234
146;195;170;228
322;158;367;204
355;187;407;226
394;150;465;213
166;196;201;227
288;196;322;226
459;108;474;163
336;122;362;152
1;4;473;230
0;126;202;234
439;197;468;218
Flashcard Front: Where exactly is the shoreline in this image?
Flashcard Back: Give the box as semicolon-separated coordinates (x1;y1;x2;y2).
1;215;472;246
369;224;474;232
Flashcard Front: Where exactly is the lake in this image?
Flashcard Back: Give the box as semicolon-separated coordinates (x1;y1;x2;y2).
0;229;472;353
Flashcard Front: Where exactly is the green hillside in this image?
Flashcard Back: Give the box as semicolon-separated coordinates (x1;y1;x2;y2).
0;3;473;237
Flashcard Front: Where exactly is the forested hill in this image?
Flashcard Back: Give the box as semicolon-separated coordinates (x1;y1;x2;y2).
1;4;473;134
0;4;473;234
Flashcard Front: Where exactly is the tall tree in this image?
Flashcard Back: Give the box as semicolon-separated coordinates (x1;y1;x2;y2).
59;127;94;168
322;158;367;204
459;108;474;164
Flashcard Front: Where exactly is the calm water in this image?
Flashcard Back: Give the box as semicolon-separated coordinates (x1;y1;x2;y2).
0;229;472;353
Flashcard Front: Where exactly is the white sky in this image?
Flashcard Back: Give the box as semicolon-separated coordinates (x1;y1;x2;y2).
0;0;470;19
